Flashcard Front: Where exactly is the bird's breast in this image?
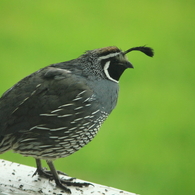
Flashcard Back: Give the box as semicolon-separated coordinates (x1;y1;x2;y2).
88;79;119;114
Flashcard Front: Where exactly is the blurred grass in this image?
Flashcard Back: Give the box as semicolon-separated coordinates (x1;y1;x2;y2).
0;1;194;195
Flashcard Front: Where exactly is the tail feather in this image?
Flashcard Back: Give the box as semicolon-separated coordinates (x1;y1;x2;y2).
0;135;13;154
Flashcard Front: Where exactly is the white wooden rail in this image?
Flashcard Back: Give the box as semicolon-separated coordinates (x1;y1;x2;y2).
0;159;137;195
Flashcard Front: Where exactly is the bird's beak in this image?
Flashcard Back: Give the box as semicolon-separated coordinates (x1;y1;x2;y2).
125;61;134;69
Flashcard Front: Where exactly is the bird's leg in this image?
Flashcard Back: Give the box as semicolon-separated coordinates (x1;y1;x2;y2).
46;160;92;193
32;159;52;178
46;160;71;193
33;159;68;179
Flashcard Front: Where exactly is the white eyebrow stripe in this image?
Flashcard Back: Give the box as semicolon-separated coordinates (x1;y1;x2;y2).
98;52;120;60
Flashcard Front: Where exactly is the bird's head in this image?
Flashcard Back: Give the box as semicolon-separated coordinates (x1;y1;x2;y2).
82;46;154;83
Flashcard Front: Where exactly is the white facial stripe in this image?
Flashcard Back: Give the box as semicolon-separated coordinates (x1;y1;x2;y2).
103;61;119;83
98;52;120;60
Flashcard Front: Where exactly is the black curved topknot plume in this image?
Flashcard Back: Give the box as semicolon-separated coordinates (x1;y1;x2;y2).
123;46;154;57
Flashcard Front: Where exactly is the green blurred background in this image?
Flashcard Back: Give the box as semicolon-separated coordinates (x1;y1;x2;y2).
0;1;194;195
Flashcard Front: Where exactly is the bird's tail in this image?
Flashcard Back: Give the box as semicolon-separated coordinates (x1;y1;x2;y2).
0;135;13;154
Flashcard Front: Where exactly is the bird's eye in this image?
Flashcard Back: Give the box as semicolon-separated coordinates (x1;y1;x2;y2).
114;54;127;64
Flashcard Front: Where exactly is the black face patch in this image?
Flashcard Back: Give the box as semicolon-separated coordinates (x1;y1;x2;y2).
100;54;130;83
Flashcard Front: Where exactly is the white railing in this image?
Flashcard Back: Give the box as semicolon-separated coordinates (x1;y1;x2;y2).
0;159;137;195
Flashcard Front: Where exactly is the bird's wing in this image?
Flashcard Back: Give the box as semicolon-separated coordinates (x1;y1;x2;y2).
0;67;99;136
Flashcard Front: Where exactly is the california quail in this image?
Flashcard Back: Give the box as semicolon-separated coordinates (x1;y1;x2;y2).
0;46;154;193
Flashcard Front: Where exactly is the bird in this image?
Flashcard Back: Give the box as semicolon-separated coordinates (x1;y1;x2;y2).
0;45;154;193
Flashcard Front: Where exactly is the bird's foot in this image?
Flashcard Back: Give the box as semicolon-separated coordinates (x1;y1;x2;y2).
55;178;93;194
33;167;69;179
60;178;92;187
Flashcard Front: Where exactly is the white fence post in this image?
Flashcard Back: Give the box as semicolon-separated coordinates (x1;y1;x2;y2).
0;159;137;195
